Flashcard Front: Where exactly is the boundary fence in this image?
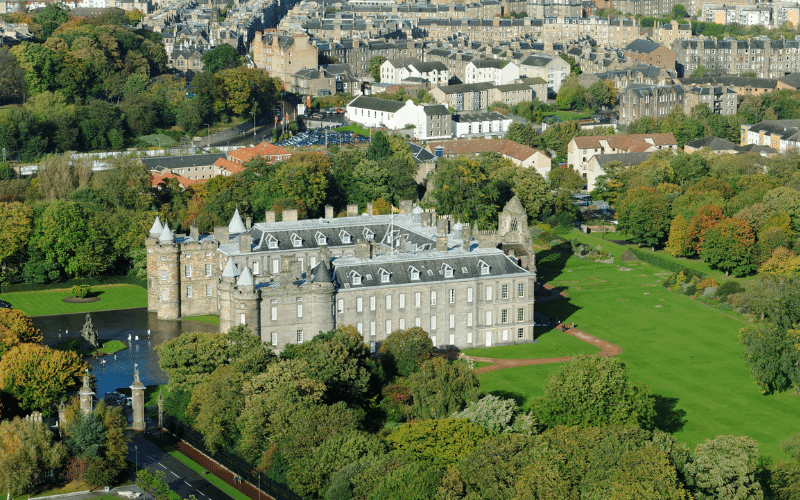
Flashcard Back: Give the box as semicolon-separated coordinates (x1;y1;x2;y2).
0;276;146;294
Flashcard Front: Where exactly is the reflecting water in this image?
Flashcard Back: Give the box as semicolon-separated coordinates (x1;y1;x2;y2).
34;308;218;397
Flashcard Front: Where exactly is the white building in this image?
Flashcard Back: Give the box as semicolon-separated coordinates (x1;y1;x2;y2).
379;58;449;87
451;111;513;139
345;96;452;141
464;60;520;86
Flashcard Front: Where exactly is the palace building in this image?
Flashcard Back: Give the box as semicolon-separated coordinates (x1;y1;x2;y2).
146;198;536;352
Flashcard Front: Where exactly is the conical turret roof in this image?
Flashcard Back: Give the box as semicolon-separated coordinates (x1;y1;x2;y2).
236;265;253;287
228;208;247;235
158;223;174;242
149;216;163;236
310;260;331;283
222;258;240;278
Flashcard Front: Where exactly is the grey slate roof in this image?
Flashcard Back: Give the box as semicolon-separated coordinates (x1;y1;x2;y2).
141;153;226;172
409;143;436;163
734;144;778;154
434;82;495;94
347;96;405;113
333;248;526;290
744;120;800;142
676;76;777;89
625;39;661;54
423;105;450;116
593;151;654;167
452;111;511;123
685;136;738;150
471;59;510;69
777;72;800;89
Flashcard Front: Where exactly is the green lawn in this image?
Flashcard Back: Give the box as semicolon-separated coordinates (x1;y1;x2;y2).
0;284;147;317
479;363;566;411
334;123;370;137
54;338;128;356
467;327;600;359
543;111;592;121
183;314;220;325
480;230;800;459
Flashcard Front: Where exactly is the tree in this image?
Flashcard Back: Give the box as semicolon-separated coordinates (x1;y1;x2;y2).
672;3;688;18
549;166;585;192
618;187;673;248
686;435;763;500
431;156;499;229
155;332;229;391
451;394;526;435
187;366;247;454
701;217;756;276
271;153;330;217
385;418;489;467
201;44;242;74
407;357;480;420
739;323;800;394
536;354;655;429
685;204;725;257
0;343;86;414
513;168;550;219
0;47;26;105
559;53;581;75
691;65;709;77
555;75;585;110
366;131;392;160
0;308;43;358
369;56;387;82
0;418;66;495
380;327;435;378
666;215;689;257
35;4;69;40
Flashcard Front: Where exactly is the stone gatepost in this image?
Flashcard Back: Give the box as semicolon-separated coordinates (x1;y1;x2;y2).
58;401;66;438
131;369;146;431
79;372;94;415
157;389;164;429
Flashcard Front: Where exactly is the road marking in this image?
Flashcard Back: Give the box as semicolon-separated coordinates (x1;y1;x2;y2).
148;455;156;461
184;480;191;486
158;464;167;469
171;471;179;478
195;492;206;497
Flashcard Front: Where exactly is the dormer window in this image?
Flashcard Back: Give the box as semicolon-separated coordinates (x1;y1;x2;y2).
442;264;454;278
350;270;362;285
379;268;390;283
291;233;302;248
315;231;327;245
267;234;278;250
363;228;375;240
479;260;490;275
340;230;352;244
409;266;420;280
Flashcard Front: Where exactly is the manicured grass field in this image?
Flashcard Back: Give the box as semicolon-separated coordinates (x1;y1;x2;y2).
479;230;800;459
0;284;147;317
479;363;566;410
467;327;600;359
334;123;371;137
183;314;221;325
543;110;592;121
54;338;128;356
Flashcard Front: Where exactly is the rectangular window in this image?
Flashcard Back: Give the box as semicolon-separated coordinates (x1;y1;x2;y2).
386;320;391;333
370;341;376;354
272;259;279;274
502;329;508;341
431;316;437;330
370;296;376;311
271;332;277;346
399;318;405;329
297;304;303;318
357;297;363;312
449;314;455;328
467;312;473;327
449;289;455;303
518;308;524;322
187;286;193;298
467;287;473;303
185;265;191;278
399;293;405;309
449;333;455;345
415;292;421;307
431;335;436;346
161;270;167;281
370;321;376;336
337;299;344;313
205;264;212;277
415;317;421;327
240;313;246;325
357;322;363;334
486;286;493;301
518;283;525;297
386;295;392;310
252;261;260;275
271;307;277;321
486;310;493;325
501;309;508;324
430;291;437;306
206;285;212;297
518;328;525;339
297;330;304;343
467;330;473;344
161;290;167;301
502;284;508;299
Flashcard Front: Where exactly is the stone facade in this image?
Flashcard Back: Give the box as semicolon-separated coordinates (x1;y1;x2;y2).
147;199;537;352
252;32;318;90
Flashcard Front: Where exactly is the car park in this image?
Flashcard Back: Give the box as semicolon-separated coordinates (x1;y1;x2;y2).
275;129;371;148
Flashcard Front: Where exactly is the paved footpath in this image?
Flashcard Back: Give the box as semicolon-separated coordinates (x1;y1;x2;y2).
466;284;622;375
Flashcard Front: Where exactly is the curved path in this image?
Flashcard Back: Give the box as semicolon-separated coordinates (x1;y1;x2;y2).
466;284;623;375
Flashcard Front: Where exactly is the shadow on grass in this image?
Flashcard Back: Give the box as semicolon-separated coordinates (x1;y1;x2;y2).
488;390;526;408
652;394;687;433
87;290;105;298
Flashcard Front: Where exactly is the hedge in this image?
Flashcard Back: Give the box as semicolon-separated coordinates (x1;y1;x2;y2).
0;276;146;294
628;248;707;277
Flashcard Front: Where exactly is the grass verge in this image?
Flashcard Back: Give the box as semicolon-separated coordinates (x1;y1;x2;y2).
482;230;800;459
466;327;600;359
183;314;221;325
0;284;147;317
167;450;251;500
334;123;370;137
54;338;128;356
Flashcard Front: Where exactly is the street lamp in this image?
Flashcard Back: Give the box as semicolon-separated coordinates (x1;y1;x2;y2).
135;445;138;475
203;123;210;149
250;111;256;139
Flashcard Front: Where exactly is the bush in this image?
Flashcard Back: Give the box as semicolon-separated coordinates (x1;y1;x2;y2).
663;269;706;290
696;278;719;290
717;280;744;302
630;248;708;276
71;284;91;298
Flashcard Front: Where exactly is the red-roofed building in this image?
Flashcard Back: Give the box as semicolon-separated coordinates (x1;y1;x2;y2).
424;139;551;178
150;171;202;190
227;142;292;166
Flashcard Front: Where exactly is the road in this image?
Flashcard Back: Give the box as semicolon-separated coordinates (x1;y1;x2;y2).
128;436;232;500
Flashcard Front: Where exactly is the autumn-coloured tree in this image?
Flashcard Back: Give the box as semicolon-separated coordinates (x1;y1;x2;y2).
701;217;756;277
666;215;689;257
0;308;43;358
0;201;33;272
760;247;800;277
0;343;86;414
0;417;67;495
685;204;725;257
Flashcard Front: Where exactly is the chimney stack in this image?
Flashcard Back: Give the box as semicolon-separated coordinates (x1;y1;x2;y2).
245;217;252;230
239;234;251;253
367;201;373;216
283;209;298;222
436;234;448;252
347;204;359;217
265;210;276;223
190;224;199;241
355;239;370;259
213;226;229;243
400;234;407;253
325;205;334;219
